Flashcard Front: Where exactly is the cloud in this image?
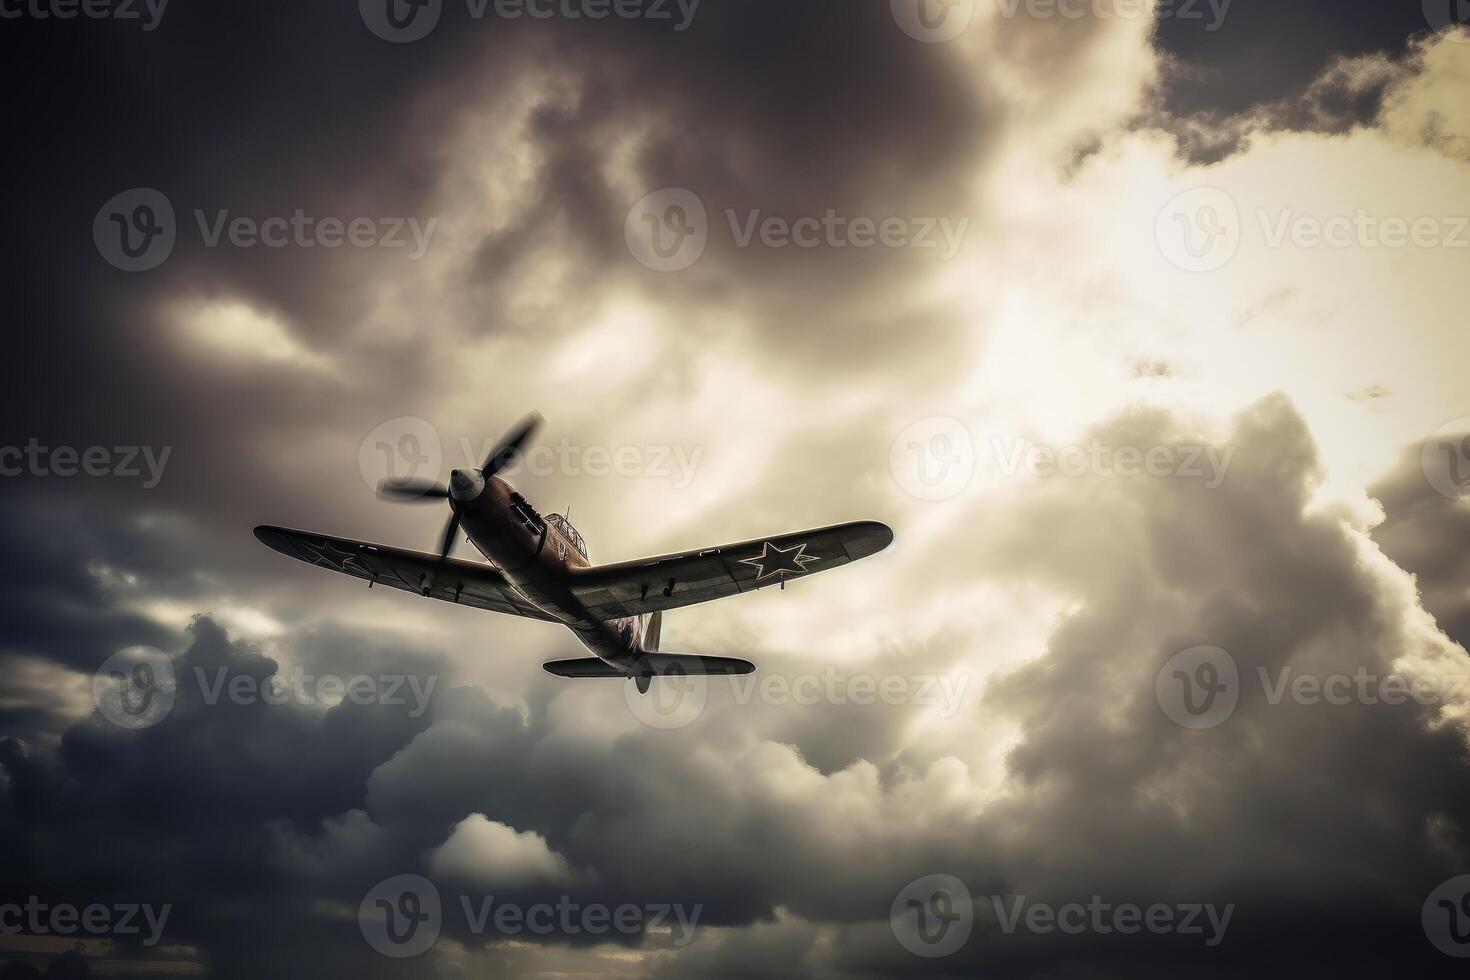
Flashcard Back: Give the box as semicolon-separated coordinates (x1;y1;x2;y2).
169;299;337;376
6;4;1470;977
429;814;578;888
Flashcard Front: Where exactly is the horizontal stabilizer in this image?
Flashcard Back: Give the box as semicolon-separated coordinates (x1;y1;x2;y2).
542;658;625;678
541;654;756;679
642;654;756;676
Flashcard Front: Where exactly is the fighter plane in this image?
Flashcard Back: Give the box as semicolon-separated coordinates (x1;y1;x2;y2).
255;415;894;693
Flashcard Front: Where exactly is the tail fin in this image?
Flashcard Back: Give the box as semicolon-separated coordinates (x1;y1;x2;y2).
641;611;662;653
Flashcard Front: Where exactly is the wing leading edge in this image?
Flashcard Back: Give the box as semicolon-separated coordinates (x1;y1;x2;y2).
568;520;893;620
254;525;557;622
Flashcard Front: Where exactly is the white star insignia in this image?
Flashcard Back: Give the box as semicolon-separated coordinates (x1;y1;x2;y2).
739;541;820;582
296;538;365;575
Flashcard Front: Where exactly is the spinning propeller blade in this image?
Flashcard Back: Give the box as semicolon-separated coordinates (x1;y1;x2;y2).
481;412;542;477
377;478;451;502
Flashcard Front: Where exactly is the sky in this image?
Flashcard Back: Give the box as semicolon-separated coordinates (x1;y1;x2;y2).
2;1;1470;976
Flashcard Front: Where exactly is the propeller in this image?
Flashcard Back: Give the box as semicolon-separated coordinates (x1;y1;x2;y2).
480;412;542;477
376;477;451;502
376;413;543;566
437;510;462;564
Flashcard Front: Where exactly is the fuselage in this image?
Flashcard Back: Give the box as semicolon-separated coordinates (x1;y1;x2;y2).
448;468;647;672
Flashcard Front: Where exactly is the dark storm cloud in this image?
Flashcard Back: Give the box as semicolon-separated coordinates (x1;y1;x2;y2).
1371;441;1470;652
917;396;1470;978
1153;0;1439;117
1144;5;1457;162
1;614;446;978
1148;43;1420;163
0;495;180;675
0;495;450;976
5;1;985;419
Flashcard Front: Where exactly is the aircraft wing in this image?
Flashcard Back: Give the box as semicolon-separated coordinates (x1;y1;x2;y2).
568;520;893;620
255;525;558;623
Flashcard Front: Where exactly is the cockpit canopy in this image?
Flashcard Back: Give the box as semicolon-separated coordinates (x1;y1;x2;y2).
546;513;588;560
